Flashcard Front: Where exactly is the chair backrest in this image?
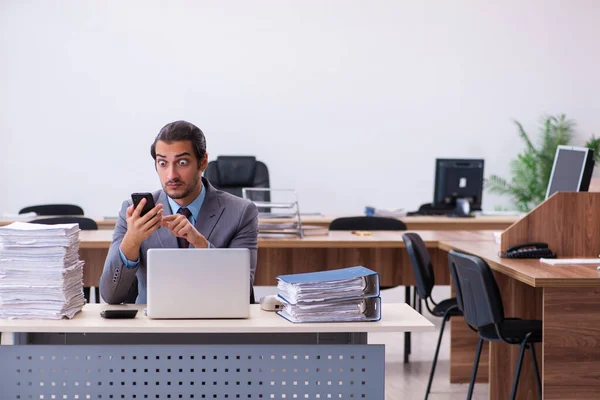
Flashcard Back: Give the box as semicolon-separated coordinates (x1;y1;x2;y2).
329;216;407;231
32;216;98;230
20;204;84;216
402;232;435;299
204;156;270;202
447;254;465;314
447;250;504;328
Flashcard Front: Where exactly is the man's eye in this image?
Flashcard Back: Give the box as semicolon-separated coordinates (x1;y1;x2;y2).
158;161;166;167
178;159;188;166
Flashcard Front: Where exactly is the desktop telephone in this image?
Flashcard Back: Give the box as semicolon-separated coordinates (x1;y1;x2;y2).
500;242;557;259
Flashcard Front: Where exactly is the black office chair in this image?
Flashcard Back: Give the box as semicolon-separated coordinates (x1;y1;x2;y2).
448;250;542;400
328;216;407;231
20;204;84;216
32;216;98;230
402;233;463;399
205;156;270;200
33;217;99;303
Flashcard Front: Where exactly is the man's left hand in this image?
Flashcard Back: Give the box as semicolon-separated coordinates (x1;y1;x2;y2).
161;214;208;248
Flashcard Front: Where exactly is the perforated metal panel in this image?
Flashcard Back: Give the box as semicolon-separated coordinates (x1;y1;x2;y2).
0;344;384;399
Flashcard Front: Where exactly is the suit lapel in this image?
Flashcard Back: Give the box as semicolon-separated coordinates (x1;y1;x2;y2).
196;178;225;240
155;190;178;248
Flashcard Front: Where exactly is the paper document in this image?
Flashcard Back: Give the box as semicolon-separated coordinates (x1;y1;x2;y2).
0;222;85;319
277;266;379;304
1;212;37;219
540;258;600;265
278;297;381;323
475;211;525;216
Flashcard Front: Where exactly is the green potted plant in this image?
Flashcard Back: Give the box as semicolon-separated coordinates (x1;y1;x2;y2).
486;114;600;212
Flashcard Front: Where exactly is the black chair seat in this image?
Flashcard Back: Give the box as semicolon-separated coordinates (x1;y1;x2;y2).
431;298;463;318
20;204;84;216
479;319;542;343
32;217;98;230
329;216;407;231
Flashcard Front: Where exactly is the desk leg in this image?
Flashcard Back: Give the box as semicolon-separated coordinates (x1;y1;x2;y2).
1;333;27;345
1;333;12;345
404;286;411;363
488;272;542;400
349;333;367;344
543;287;600;399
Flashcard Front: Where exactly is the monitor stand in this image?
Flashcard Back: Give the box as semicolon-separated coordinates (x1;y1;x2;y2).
407;203;454;216
447;198;474;218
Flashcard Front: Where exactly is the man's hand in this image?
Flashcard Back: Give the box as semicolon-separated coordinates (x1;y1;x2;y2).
162;214;208;248
120;198;164;260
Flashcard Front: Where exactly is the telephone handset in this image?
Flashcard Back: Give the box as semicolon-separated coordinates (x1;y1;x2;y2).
501;242;557;259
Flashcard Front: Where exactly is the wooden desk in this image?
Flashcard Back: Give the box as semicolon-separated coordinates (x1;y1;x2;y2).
0;214;520;231
440;240;600;400
77;230;496;288
272;214;520;231
79;229;495;249
439;240;600;287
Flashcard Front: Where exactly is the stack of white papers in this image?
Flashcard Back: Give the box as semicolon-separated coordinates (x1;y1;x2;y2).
278;276;367;304
0;222;86;319
278;298;373;323
540;258;600;265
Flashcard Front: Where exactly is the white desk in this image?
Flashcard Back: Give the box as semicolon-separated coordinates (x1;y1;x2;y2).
0;303;432;399
0;303;432;335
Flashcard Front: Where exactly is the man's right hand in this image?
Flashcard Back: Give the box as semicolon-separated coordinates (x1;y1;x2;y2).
120;198;164;261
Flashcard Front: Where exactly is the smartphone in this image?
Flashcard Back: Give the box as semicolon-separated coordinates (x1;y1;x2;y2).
131;192;156;217
100;309;138;319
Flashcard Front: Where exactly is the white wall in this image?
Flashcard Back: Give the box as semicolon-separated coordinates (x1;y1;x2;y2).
1;1;599;217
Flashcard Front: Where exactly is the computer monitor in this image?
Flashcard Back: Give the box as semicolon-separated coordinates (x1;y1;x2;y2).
545;145;594;199
433;159;485;211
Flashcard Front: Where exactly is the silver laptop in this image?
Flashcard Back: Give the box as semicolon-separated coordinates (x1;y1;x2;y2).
146;248;250;319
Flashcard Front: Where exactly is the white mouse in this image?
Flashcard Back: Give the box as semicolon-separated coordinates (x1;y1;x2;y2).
259;295;284;311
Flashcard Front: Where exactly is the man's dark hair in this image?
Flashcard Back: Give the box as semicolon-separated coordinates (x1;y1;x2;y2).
150;120;206;165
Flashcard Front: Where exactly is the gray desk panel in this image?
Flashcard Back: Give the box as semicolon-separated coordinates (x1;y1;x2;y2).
1;344;384;399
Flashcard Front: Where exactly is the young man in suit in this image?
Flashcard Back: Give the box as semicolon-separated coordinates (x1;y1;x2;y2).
100;120;258;304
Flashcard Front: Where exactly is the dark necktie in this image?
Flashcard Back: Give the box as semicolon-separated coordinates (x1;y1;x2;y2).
177;207;192;248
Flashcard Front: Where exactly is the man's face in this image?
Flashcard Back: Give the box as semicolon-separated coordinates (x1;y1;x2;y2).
155;140;207;204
